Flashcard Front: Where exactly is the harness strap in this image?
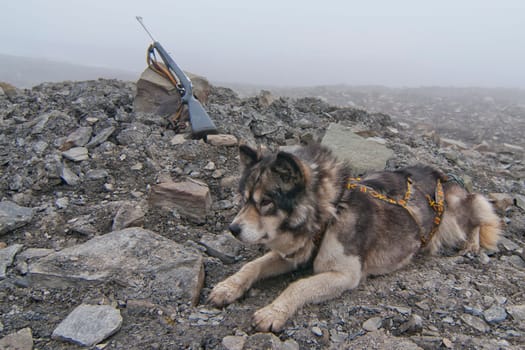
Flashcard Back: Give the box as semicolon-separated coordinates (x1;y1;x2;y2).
421;179;445;245
347;177;445;246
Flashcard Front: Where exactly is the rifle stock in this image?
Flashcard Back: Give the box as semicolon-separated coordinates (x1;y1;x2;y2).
150;41;218;138
187;95;218;139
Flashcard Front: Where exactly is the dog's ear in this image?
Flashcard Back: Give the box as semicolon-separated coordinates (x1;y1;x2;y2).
239;145;259;169
272;151;309;190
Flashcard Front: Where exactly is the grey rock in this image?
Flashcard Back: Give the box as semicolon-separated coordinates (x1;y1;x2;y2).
0;201;35;235
502;255;525;269
0;327;33;350
17;248;54;261
515;194;525;210
116;124;149;146
250;120;279;136
32;140;48;154
9;174;23;191
112;202;145;231
28;228;204;305
338;329;422;350
362;316;383;332
399;314;423;333
387;305;412;315
311;326;323;337
30;114;50;134
243;333;299;350
460;314;489;333
52;304;122;347
55;197;69;209
62;147;89;162
86;126;115;148
0;244;23;279
222;335;246;350
506;304;525;321
59;162;80;186
65;126;93;147
499;236;520;252
440;137;469;150
199;233;242;264
321;123;394;175
483;304;507;323
86;169;109;180
69;216;99;237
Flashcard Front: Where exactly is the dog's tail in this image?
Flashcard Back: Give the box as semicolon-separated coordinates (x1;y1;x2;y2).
430;187;502;254
473;194;502;250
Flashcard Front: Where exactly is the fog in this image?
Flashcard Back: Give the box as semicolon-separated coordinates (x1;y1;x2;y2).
2;0;525;87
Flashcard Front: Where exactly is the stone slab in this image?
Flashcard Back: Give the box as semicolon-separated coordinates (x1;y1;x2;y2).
321;123;394;175
28;228;204;305
52;304;122;347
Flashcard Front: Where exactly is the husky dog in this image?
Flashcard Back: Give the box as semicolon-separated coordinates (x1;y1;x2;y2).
208;144;501;332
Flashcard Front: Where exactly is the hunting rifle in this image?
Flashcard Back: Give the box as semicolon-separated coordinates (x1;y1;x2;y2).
136;16;217;138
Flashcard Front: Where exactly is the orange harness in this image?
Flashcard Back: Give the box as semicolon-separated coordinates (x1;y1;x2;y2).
347;177;445;246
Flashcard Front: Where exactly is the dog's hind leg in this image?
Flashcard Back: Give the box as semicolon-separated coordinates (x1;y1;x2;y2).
253;254;362;332
208;251;296;308
460;225;481;255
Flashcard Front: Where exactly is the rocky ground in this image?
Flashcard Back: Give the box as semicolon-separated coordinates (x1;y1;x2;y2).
0;79;524;349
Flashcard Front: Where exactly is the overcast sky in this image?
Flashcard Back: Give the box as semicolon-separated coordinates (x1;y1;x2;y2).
2;0;525;87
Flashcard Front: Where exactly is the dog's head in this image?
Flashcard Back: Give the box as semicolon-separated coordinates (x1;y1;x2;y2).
229;145;312;250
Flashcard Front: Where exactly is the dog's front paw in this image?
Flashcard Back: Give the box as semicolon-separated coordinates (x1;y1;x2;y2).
208;279;244;307
253;303;290;332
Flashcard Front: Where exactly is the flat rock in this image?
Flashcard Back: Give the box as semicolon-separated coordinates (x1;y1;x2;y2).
0;243;23;279
460;314;489;333
150;179;212;223
506;304;525;321
86;126;116;148
440;137;469;150
362;316;383;332
0;201;35;235
199;233;242;264
28;228;204;305
111;202;146;231
206;134;238;147
515;194;525;210
62;126;93;149
52;304;122;347
340;329;422;350
483;304;507;323
321;123;394;175
242;333;299;350
222;335;246;350
0;327;33;350
62;147;89;162
398;314;423;334
498;236;520;252
59;162;80;186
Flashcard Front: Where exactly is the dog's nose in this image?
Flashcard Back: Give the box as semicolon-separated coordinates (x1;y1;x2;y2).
229;223;241;237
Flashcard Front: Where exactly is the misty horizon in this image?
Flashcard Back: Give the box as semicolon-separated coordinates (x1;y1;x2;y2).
2;1;525;88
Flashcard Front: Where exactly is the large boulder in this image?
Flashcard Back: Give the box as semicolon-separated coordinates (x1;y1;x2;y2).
28;227;204;305
321;123;394;175
133;67;211;117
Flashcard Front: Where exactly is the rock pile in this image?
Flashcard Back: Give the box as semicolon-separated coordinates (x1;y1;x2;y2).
0;78;523;349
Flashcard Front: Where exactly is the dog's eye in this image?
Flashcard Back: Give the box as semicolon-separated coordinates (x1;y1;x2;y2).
260;199;273;207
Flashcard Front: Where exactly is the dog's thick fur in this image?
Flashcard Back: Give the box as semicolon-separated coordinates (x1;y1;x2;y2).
208;144;501;332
